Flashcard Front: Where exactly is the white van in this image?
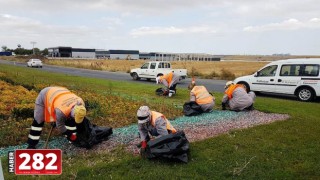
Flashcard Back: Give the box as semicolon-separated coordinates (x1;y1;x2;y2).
234;58;320;101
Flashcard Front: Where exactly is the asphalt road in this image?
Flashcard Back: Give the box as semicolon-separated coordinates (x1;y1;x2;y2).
0;59;227;92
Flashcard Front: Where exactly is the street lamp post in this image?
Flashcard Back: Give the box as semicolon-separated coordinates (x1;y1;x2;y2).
30;41;37;55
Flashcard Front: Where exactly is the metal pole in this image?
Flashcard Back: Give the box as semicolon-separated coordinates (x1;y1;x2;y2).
44;124;54;149
30;41;37;55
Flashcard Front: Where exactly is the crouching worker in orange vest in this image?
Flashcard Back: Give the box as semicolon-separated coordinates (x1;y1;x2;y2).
27;86;87;149
188;80;215;113
222;81;256;111
156;71;180;97
137;106;177;157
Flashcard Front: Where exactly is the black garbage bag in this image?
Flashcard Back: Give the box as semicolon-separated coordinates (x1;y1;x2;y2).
155;87;169;96
145;131;189;163
183;101;203;116
74;117;113;149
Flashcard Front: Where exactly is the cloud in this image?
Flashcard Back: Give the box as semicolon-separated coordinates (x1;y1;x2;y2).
0;0;220;14
130;26;216;36
243;18;320;32
0;14;93;36
131;26;183;36
0;13;115;49
98;17;123;26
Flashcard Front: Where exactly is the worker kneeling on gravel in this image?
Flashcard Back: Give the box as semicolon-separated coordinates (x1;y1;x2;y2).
137;106;177;156
27;87;86;149
156;71;180;97
222;81;256;111
188;80;215;113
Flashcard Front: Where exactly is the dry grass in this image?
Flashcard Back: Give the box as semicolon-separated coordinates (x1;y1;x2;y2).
171;61;268;77
43;59;268;78
46;59;140;73
3;54;320;79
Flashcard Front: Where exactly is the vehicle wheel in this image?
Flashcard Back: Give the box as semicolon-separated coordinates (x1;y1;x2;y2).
40;66;42;68
132;73;140;80
297;87;314;101
237;82;250;92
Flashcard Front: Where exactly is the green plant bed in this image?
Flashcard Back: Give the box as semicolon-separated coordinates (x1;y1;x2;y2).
1;64;320;179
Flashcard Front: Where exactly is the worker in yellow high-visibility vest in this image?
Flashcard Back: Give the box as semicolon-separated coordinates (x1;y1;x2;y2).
222;81;256;111
27;86;87;149
156;71;180;97
188;80;215;112
137;106;177;156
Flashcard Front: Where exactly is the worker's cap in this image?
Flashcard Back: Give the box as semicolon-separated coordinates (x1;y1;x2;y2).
225;81;234;89
137;106;151;124
74;104;86;123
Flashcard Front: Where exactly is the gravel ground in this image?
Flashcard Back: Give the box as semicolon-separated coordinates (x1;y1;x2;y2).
0;110;289;157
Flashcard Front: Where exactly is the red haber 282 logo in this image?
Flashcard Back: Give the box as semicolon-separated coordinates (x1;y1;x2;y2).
15;149;62;175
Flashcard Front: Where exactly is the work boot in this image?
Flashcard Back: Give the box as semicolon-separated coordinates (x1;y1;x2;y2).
168;90;175;97
245;104;254;111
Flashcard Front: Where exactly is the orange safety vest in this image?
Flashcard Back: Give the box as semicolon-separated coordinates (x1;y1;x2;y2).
191;86;213;105
160;72;173;85
150;111;177;134
44;87;84;122
224;84;245;99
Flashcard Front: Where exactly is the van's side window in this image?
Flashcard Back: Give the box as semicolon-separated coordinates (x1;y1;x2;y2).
280;65;301;76
258;65;278;77
150;63;156;69
302;65;319;76
141;63;149;69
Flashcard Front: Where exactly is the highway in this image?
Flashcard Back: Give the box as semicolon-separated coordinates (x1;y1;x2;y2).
0;59;227;92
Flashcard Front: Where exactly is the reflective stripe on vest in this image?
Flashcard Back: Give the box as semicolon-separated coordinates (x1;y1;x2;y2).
44;87;84;123
161;72;173;85
150;111;177;134
191;86;213;104
224;84;245;99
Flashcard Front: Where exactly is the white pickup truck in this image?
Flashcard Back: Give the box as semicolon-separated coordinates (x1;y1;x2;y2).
130;61;187;81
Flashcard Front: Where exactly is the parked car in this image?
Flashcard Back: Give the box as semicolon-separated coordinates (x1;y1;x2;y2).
233;58;320;101
130;61;187;81
27;59;43;68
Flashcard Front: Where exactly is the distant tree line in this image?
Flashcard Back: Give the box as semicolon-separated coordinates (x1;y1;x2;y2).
1;45;48;56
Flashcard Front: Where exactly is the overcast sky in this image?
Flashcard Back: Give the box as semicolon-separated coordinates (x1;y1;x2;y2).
0;0;319;55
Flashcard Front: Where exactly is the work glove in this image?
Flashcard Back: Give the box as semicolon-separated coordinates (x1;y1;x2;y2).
64;132;77;142
163;88;169;96
141;141;147;149
139;141;148;158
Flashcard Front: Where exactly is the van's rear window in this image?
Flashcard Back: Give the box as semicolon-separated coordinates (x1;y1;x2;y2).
280;64;319;76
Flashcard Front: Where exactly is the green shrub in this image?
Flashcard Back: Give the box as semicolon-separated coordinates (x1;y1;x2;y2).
220;68;236;80
188;66;204;77
204;70;220;79
12;107;34;119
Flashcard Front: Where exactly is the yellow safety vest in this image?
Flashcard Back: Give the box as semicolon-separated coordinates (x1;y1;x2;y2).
224;84;245;100
191;86;213;104
150;111;177;134
160;72;173;85
44;87;84;122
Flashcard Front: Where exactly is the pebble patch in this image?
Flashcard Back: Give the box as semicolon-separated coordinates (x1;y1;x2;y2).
0;110;289;157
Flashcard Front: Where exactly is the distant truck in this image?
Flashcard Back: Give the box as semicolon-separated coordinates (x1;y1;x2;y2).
0;52;12;56
130;61;187;81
